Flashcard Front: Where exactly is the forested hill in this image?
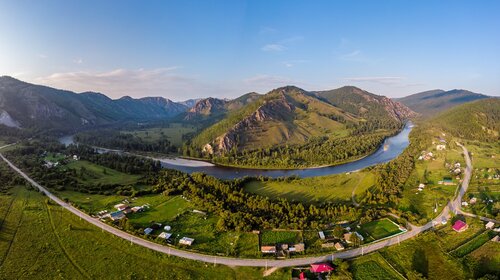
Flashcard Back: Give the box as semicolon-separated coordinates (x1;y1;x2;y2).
430;98;500;142
184;86;415;167
396;89;489;116
0;76;189;132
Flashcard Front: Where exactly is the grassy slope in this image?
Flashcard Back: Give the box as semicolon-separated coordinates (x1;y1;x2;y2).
191;88;357;151
244;171;375;204
65;160;141;185
124;123;197;147
396;89;489;116
0;186;289;279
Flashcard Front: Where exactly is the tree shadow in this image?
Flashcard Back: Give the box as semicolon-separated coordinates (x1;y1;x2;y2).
412;248;429;278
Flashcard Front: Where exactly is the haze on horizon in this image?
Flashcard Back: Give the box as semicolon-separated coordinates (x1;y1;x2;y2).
1;0;499;101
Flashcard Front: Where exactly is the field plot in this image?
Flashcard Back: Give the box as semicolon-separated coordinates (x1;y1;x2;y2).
125;123;197;147
358;218;404;242
351;252;404;280
65;160;141;186
469;241;500;277
244;171;375;204
261;230;302;245
0;186;289;279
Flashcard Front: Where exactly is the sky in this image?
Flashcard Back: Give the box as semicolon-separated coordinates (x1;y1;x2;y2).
1;0;499;100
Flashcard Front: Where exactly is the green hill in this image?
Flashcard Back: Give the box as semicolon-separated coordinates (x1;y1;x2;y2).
430;98;500;142
185;86;414;167
396;89;489;116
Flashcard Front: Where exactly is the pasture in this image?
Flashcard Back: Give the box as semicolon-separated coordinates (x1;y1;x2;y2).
124;123;197;147
0;186;289;279
244;171;375;204
358;218;403;242
65;160;141;186
261;230;302;245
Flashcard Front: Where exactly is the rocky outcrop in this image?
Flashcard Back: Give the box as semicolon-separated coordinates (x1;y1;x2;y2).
379;96;418;121
184;98;227;120
206;94;294;154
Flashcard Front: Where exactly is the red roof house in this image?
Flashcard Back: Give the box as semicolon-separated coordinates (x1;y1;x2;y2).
310;263;334;273
452;220;468;232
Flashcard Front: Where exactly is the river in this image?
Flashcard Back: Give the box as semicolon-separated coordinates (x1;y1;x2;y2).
60;122;413;179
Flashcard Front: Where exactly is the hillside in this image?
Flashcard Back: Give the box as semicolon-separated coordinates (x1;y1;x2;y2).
186;86;415;167
0;76;188;131
396;89;489;116
430;98;500;142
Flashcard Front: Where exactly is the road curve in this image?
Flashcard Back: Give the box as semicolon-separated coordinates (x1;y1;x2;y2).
0;142;486;267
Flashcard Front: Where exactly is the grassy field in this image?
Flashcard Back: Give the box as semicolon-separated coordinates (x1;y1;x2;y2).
0;186;290;279
65;160;142;186
350;252;404;280
167;212;260;257
358;218;403;242
450;230;494;257
44;152;66;162
261;230;302;245
56;190;191;226
125;123;197;147
399;142;464;222
469;241;500;277
244;171;375;204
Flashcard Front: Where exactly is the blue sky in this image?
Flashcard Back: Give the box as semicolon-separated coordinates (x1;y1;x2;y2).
1;0;499;100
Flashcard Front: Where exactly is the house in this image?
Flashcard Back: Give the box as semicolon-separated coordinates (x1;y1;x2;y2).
131;206;143;213
109;211;126;221
158;232;172;240
452;220;468;232
310;263;334;273
344;233;353;243
192;210;207;215
72;155;79;160
418;183;425;191
164;225;172;231
179;237;194;246
321;242;336;248
454;168;462;174
318;231;325;240
491;235;499;242
441;217;448;225
289;243;305;252
436;144;446;151
122;207;133;214
454;162;461;168
261;246;276;254
485;221;495;229
114;203;128;211
470;197;477;204
144;228;153;235
439;178;455;185
354;232;364;241
334;242;344;251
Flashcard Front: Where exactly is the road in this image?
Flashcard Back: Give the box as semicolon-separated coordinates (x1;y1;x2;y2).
0;142;495;267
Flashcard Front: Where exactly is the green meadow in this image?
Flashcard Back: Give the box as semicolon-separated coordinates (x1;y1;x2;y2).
0;186;290;279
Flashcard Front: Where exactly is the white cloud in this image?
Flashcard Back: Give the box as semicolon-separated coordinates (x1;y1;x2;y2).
261;44;286;52
282;59;309;68
261;36;303;52
339;50;361;60
73;58;84;64
34;67;217;100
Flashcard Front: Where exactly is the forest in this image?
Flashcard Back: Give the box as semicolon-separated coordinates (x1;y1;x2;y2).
75;129;178;153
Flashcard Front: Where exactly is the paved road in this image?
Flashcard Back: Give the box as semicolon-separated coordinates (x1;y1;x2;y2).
0;142;493;267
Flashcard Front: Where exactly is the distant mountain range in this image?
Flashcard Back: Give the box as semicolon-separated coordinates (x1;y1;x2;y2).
0;76;190;131
395;89;489;116
0;76;493;137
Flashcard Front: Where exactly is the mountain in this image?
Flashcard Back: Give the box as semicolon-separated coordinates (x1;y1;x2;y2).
396;89;489;116
314;86;416;122
0;76;188;131
189;86;414;155
178;98;201;108
183;92;261;121
431;98;500;142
